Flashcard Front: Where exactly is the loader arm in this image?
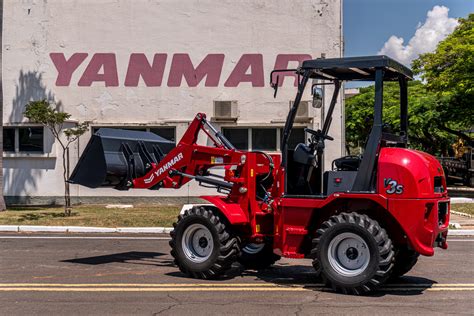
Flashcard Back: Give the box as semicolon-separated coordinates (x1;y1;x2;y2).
132;113;245;191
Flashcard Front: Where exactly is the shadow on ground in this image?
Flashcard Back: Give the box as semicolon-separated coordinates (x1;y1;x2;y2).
166;262;437;297
62;251;437;296
62;251;175;267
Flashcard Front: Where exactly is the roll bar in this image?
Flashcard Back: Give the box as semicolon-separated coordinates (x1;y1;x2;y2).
272;55;411;193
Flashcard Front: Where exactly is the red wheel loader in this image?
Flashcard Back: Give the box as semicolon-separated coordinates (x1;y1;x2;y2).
69;56;450;294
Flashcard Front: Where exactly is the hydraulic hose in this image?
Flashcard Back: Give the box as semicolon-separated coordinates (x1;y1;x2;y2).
251;151;274;183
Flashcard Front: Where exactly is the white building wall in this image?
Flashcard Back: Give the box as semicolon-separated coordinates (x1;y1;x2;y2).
2;0;343;203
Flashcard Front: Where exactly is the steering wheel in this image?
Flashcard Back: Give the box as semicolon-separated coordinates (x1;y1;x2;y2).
304;128;334;141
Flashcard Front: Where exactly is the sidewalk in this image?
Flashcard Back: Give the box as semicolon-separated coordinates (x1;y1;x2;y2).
0;225;172;234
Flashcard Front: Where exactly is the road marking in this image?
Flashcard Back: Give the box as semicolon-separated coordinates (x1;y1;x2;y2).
0;283;302;287
0;283;472;293
0;287;309;292
387;283;474;287
1;283;473;288
0;287;472;292
384;288;474;292
0;236;171;240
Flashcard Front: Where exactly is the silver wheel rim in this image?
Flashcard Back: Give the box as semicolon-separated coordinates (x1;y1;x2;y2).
182;223;214;263
242;243;265;255
327;232;370;277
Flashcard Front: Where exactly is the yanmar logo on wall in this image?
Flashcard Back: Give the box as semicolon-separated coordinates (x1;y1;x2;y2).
50;53;311;88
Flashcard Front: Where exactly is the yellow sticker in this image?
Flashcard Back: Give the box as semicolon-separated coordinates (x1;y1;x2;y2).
256;224;260;233
210;156;223;164
250;169;254;177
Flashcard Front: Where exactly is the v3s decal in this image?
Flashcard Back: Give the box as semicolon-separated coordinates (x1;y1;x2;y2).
384;178;404;195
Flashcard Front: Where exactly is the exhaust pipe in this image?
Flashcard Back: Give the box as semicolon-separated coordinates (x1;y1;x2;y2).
68;128;174;189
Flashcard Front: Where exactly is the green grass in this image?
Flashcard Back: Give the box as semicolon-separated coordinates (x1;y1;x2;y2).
0;204;181;227
451;203;474;216
0;203;472;227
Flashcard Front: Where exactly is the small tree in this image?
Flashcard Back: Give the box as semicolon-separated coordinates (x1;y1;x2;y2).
24;100;88;215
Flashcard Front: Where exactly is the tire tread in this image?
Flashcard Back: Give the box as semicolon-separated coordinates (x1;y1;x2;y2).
169;206;240;279
311;212;395;295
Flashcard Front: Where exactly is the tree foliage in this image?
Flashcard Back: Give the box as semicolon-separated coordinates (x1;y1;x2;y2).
347;14;473;155
24;100;88;215
412;13;473;144
346;81;456;155
23;100;88;149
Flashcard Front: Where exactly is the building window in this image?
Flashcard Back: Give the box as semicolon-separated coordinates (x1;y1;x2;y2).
150;127;176;143
223;128;248;150
3;128;15;152
3;127;44;153
19;127;44;152
92;126;176;144
222;127;306;151
283;128;306;150
252;128;277;151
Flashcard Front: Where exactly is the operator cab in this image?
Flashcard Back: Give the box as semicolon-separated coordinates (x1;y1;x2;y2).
271;55;413;197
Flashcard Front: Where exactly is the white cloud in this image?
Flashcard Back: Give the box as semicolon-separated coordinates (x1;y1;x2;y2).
378;5;459;66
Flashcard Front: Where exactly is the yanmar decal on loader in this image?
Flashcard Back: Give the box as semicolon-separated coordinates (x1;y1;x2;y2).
144;152;184;184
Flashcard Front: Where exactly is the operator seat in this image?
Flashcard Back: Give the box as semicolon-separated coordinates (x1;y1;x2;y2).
332;155;361;171
286;143;319;195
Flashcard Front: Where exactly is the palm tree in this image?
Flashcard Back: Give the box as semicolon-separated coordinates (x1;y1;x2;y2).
0;0;7;211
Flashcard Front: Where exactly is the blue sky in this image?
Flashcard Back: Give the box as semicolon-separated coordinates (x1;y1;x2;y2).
343;0;473;87
344;0;473;58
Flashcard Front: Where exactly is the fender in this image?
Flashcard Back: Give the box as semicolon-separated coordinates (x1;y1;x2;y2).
201;195;249;224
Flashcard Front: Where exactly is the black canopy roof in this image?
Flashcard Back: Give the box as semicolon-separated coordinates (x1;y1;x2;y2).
300;55;413;81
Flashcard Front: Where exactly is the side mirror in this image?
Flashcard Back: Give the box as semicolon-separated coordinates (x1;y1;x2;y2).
312;86;323;108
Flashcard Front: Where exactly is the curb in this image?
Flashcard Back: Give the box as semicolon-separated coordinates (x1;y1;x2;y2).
0;225;173;234
451;210;473;218
116;227;173;234
447;230;474;236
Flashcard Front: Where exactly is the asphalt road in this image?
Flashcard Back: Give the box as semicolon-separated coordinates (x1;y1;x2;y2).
0;233;473;315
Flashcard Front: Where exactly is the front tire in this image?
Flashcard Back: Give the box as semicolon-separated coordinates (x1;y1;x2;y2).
311;212;394;295
238;242;280;269
169;206;240;279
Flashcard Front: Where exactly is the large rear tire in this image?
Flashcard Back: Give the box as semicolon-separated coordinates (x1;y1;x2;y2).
311;212;394;295
169;206;240;279
391;247;419;279
238;242;280;269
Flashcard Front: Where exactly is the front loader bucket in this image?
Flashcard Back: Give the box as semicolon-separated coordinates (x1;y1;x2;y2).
69;128;174;189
